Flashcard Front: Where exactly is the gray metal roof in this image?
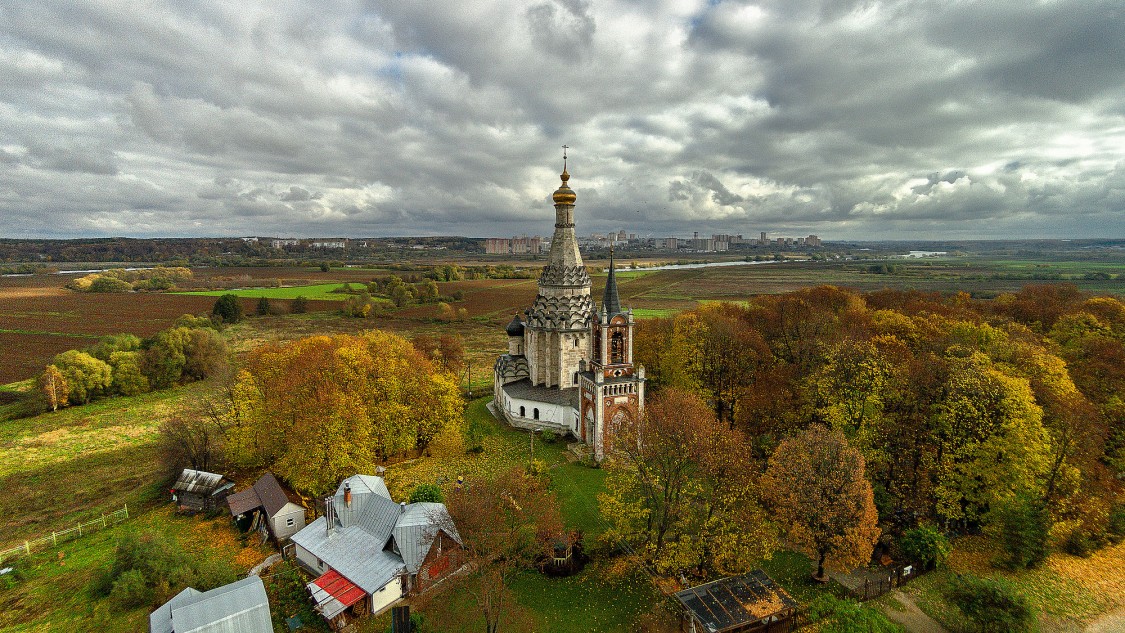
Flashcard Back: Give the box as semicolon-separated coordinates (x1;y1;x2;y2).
392;503;462;574
150;587;200;633
173;469;228;495
500;378;579;408
291;475;460;592
149;576;271;633
292;519;406;594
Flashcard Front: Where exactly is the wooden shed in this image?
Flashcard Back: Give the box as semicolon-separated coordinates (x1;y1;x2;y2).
675;570;799;633
227;472;306;542
171;469;234;514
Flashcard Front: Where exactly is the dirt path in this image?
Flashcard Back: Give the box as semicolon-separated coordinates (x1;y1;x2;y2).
881;590;949;633
1086;606;1125;633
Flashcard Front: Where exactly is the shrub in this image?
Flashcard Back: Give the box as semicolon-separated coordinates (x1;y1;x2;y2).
256;296;271;316
1108;504;1125;545
989;494;1050;570
899;525;951;569
291;296;308;314
409;483;445;504
540;430;558;444
211;294;243;324
101;530;236;610
109;568;152;608
945;575;1034;632
89;275;133;293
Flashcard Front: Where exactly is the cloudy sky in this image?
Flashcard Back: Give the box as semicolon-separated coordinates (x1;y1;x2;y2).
2;0;1123;240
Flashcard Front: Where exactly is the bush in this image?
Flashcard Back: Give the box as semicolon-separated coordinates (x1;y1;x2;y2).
100;530;236;610
256;296;271;316
807;595;902;633
291;296;308;314
409;483;444;504
109;568;152;608
89;275;133;293
1108;504;1125;545
211;294;243;324
945;575;1034;632
899;525;951;569
989;494;1050;570
540;430;558;444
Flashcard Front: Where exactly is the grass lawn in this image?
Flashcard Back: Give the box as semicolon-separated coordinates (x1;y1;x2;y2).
898;536;1125;631
173;283;360;301
0;507;270;632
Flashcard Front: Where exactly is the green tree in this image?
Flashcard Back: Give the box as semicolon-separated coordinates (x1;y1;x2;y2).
88;333;142;362
142;327;190;389
109;351;150;396
256;296;272;316
899;525;951;570
761;425;880;581
182;327;228;381
52;350;112;404
409;483;444;504
211;294;242;324
988;493;1050;570
291;296;308;314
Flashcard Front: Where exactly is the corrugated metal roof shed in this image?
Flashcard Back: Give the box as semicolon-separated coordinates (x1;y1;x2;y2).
173;469;228;495
149;576;271;633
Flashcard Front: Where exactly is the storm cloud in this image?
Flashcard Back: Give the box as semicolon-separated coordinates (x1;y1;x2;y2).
1;0;1122;239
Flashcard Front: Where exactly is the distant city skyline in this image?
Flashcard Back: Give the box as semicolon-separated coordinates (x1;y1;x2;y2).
2;1;1123;241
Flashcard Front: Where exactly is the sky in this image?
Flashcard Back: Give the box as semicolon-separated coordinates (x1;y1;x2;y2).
1;0;1123;240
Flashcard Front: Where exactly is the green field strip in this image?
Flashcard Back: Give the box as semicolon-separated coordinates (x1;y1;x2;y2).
172;282;352;301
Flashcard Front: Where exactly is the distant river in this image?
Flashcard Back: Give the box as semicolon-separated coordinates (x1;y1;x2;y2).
619;259;804;272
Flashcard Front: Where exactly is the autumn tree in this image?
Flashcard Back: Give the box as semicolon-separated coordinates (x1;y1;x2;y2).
226;330;462;496
435;468;564;633
52;350;112;404
762;424;879;581
599;388;776;576
158;399;228;477
38;364;69;411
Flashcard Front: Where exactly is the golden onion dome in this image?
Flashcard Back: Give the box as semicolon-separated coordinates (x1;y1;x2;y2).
552;168;576;205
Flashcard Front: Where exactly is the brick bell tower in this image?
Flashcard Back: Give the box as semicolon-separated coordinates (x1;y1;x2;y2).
578;247;645;461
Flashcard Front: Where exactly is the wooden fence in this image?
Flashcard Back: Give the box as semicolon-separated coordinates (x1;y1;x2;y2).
0;504;129;565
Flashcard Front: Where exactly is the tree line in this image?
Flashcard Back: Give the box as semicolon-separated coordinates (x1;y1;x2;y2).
38;316;227;411
623;284;1124;577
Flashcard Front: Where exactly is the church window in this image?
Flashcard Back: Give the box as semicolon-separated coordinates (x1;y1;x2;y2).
520;406;525;417
574;338;579;347
533;408;540;420
610;331;624;364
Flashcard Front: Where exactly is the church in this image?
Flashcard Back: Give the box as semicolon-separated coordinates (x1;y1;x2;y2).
491;154;645;461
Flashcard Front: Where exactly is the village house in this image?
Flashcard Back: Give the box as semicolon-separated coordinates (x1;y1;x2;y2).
227;472;307;542
289;475;463;630
149;575;272;633
171;469;234;514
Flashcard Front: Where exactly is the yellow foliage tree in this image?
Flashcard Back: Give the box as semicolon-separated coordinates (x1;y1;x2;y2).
227;330;463;496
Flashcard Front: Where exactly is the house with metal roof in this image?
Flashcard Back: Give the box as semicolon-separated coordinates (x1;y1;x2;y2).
675;570;799;633
171;468;235;514
227;472;306;542
149;575;272;633
290;474;463;629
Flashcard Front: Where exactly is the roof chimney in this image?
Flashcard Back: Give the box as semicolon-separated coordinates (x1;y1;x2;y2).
400;501;406;513
344;483;352;508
